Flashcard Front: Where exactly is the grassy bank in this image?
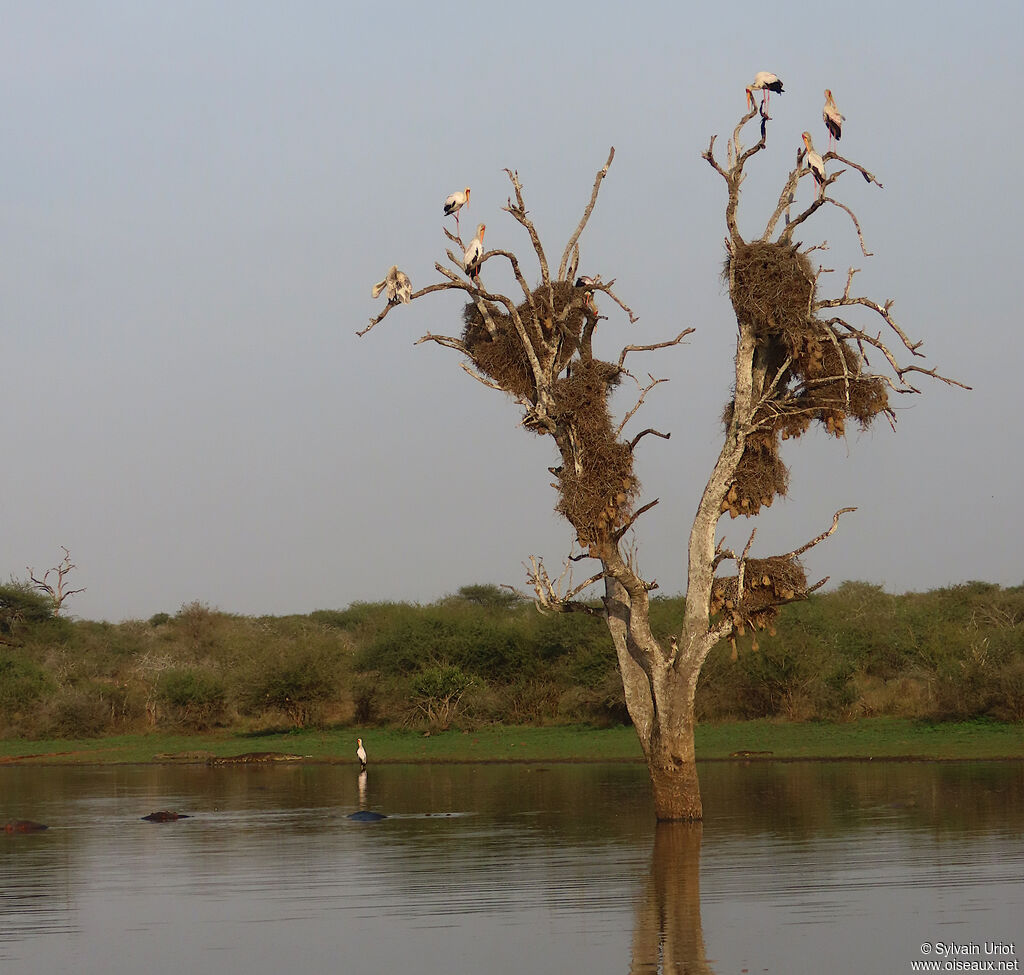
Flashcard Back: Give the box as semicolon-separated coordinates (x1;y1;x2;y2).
1;719;1022;766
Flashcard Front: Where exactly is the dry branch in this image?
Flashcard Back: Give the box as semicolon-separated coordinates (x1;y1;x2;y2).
557;147;616;281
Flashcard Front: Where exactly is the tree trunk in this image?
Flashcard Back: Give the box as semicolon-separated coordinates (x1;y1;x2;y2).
646;664;703;821
606;576;704;821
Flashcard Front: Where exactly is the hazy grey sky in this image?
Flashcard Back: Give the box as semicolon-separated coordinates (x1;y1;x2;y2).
4;1;1021;621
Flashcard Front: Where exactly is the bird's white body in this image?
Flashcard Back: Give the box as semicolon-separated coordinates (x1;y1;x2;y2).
747;71;784;107
464;223;486;279
823;89;845;144
444;187;470;217
371;265;412;305
801;132;826;192
356;738;367;769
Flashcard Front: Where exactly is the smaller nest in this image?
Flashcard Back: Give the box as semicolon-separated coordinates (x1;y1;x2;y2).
558;441;637;544
721;430;789;518
710;556;808;635
790;373;890;439
551;359;622;431
461;282;592;400
726;241;815;336
550;361;637;542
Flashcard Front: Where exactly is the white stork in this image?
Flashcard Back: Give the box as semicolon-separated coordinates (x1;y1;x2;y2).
801;131;826;196
356;738;367;771
371;265;412;305
444;187;471;234
464;223;486;282
746;72;784;109
823;89;845;148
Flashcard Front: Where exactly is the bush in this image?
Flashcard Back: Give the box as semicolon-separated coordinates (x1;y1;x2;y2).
233;650;338;728
411;663;473;730
0;652;53;724
0;582;54;639
157;668;227;729
40;685;111;738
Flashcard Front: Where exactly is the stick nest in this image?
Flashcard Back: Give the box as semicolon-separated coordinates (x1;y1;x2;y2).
551;360;638;544
710;556;808;634
720;242;891;514
727;241;815;336
461;281;590;400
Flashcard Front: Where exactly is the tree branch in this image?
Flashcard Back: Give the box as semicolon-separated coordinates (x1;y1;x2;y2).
628;428;671;451
779;507;857;561
613;498;660;542
558;147;616;281
502;168;550;286
616;374;667;436
617;328;693;370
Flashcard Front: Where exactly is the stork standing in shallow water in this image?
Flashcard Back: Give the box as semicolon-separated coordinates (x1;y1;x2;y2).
356;738;367;772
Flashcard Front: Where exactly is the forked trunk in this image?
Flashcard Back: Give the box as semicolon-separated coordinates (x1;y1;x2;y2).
607;581;705;821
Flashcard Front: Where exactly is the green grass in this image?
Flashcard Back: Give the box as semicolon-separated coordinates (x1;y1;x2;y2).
0;718;1021;766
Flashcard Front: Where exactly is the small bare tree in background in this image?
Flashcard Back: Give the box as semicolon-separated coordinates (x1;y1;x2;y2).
28;546;86;616
361;105;964;821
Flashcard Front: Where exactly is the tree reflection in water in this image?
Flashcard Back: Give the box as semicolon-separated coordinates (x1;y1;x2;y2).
631;823;713;975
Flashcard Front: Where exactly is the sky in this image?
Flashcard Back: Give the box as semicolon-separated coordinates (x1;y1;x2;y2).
3;1;1022;622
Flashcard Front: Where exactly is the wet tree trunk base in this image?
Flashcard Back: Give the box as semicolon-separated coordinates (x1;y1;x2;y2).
649;759;704;822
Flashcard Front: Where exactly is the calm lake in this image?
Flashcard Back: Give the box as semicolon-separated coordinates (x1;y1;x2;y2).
2;760;1022;974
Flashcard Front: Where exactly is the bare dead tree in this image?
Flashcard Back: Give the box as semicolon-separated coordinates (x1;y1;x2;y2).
361;107;964;821
28;546;86;616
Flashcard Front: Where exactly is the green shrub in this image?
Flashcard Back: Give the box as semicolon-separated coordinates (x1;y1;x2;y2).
233;650;337;727
0;582;54;639
411;663;473;730
0;652;53;722
157;668;227;729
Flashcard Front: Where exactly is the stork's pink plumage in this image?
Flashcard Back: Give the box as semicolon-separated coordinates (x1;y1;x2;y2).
464;223;486;282
444;187;470;234
801;131;826;196
823;90;844;148
746;71;784;109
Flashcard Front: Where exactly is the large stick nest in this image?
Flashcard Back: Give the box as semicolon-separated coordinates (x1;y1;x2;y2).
710;556;808;634
727;241;815;336
551;360;638;544
720;242;891;514
461;281;590;400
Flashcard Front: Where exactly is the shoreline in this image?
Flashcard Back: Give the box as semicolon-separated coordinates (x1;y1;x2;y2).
1;717;1022;766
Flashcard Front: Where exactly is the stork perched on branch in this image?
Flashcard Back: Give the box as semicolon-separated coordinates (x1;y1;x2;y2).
464;223;486;282
444;187;470;234
823;89;845;148
371;265;412;305
746;72;784;109
801;131;826;196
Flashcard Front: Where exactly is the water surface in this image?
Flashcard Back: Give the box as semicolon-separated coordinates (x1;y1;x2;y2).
2;761;1021;974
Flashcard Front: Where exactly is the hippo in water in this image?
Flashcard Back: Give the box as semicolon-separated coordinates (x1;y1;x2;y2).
347;811;387;822
4;820;48;834
141;811;191;822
